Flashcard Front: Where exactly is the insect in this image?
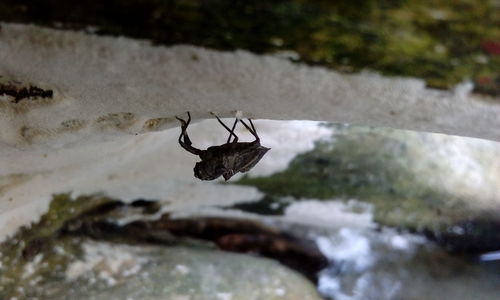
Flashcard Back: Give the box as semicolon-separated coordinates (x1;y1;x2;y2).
176;112;270;181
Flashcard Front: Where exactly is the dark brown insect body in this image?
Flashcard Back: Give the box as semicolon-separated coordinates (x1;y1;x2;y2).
176;112;270;181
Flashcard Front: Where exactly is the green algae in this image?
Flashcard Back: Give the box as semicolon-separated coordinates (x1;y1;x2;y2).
0;0;498;96
235;125;480;230
0;193;322;299
0;194;116;299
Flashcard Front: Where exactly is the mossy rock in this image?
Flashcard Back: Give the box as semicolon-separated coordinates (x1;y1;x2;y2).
0;0;498;95
236;125;498;230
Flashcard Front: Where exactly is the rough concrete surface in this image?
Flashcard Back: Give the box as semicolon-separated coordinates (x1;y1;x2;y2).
1;23;499;240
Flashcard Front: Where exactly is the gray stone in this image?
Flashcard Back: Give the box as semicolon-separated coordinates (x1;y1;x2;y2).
42;242;321;300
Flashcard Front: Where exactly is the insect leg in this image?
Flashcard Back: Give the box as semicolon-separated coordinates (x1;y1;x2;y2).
176;112;203;155
212;113;239;143
249;119;257;135
239;119;260;140
175;112;190;144
175;111;191;131
226;118;239;143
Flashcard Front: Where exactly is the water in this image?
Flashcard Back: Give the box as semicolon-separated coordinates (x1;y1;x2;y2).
226;196;500;299
312;227;500;300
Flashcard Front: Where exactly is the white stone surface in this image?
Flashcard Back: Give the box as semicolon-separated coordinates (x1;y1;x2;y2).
1;23;500;241
0;119;329;241
0;23;499;150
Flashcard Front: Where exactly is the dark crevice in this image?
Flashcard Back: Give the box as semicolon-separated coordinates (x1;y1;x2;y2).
0;83;53;103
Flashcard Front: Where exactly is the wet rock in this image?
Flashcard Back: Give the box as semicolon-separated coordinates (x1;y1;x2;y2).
61;201;328;283
222;195;290;215
0;194;326;299
424;219;500;254
15;241;323;300
237;125;500;231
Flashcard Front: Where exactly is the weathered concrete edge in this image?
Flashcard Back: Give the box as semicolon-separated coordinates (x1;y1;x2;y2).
0;22;499;151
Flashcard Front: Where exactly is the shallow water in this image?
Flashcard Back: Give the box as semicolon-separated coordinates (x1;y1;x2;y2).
216;191;500;300
311;226;500;300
